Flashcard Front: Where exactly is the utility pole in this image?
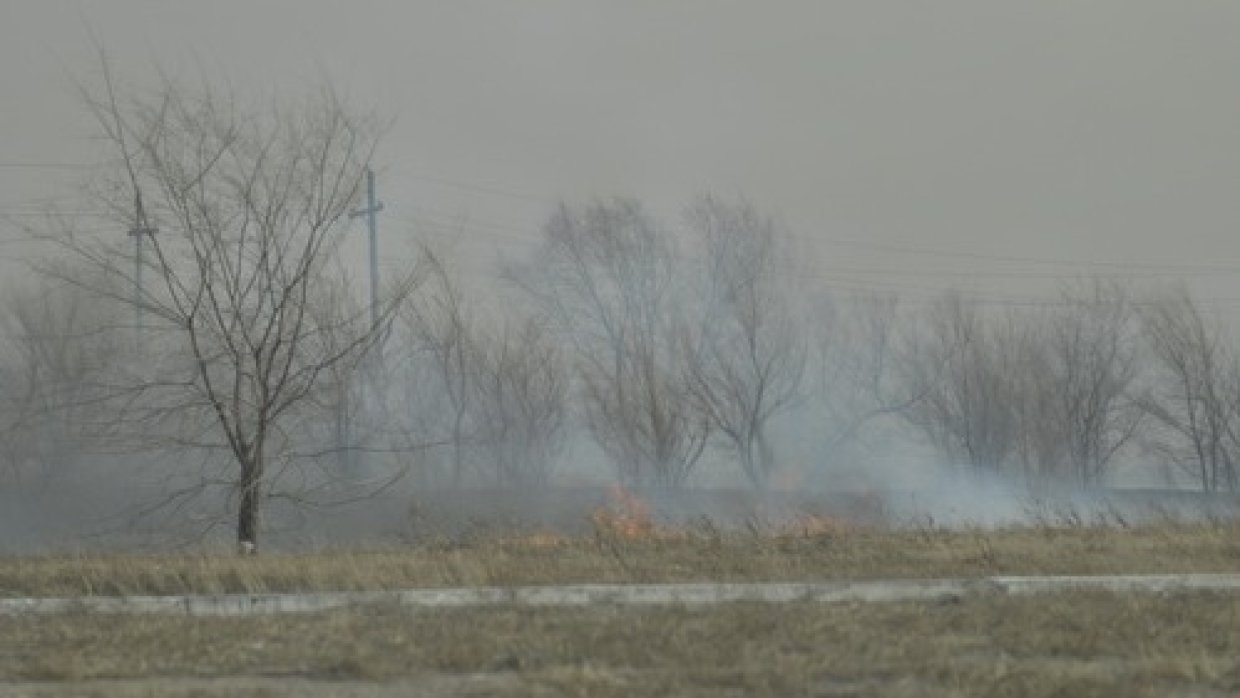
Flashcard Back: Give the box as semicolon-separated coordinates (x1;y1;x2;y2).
344;167;383;476
350;167;384;344
128;191;156;347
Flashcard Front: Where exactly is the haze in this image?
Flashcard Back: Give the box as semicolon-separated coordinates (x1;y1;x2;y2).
4;1;1240;302
3;3;1240;551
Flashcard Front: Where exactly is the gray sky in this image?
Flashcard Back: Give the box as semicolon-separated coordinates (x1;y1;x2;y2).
3;1;1240;304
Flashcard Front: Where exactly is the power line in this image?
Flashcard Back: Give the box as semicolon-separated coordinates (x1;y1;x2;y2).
8;159;1236;272
0;162;94;169
0;193;86;208
381;168;1240;273
804;233;1240;273
392;212;1240;311
399;206;1240;282
384;169;1240;273
0;210;112;218
387;168;550;204
8;161;1240;308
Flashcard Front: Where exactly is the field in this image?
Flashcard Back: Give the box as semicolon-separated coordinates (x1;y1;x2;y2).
3;514;1240;696
4;515;1240;596
5;590;1240;697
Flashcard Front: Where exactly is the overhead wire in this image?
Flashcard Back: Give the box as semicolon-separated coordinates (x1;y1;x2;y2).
0;162;94;169
393;209;1240;310
7;163;1240;308
384;167;551;204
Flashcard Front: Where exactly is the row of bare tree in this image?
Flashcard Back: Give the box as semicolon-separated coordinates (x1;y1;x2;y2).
499;196;1240;495
3;71;1239;549
900;284;1240;492
503;197;807;488
8;205;1234;500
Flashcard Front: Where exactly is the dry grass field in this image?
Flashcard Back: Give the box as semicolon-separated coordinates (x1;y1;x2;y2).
5;590;1240;697
2;515;1240;597
3;514;1240;696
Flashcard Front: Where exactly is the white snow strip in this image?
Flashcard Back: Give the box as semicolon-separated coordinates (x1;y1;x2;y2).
1;574;1238;616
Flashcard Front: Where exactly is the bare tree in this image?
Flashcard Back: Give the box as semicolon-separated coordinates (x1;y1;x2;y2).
46;66;404;551
395;245;568;489
1004;316;1064;482
301;268;380;480
1040;281;1142;486
472;317;569;487
511;199;708;487
400;245;477;487
680;196;805;487
901;293;1031;474
841;282;1138;488
814;294;932;465
1138;287;1240;492
0;277;122;481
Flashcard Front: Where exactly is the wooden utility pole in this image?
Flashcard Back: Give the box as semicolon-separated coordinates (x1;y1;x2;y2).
128;190;156;347
350;166;384;343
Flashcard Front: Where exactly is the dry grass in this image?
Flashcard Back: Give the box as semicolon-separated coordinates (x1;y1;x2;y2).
4;520;1240;695
2;518;1240;598
3;589;1240;696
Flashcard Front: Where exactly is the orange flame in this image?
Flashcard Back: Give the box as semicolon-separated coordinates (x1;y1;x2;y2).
584;485;880;541
591;484;660;539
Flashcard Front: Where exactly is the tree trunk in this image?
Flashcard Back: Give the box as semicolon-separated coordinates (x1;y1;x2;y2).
237;459;261;554
452;414;465;488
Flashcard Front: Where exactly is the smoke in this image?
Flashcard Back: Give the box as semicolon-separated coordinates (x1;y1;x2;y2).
3;449;1240;555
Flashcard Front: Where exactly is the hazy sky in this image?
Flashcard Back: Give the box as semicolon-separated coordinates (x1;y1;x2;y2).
3;1;1240;303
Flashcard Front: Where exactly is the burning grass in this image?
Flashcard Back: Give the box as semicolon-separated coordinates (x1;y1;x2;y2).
589;484;666;539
